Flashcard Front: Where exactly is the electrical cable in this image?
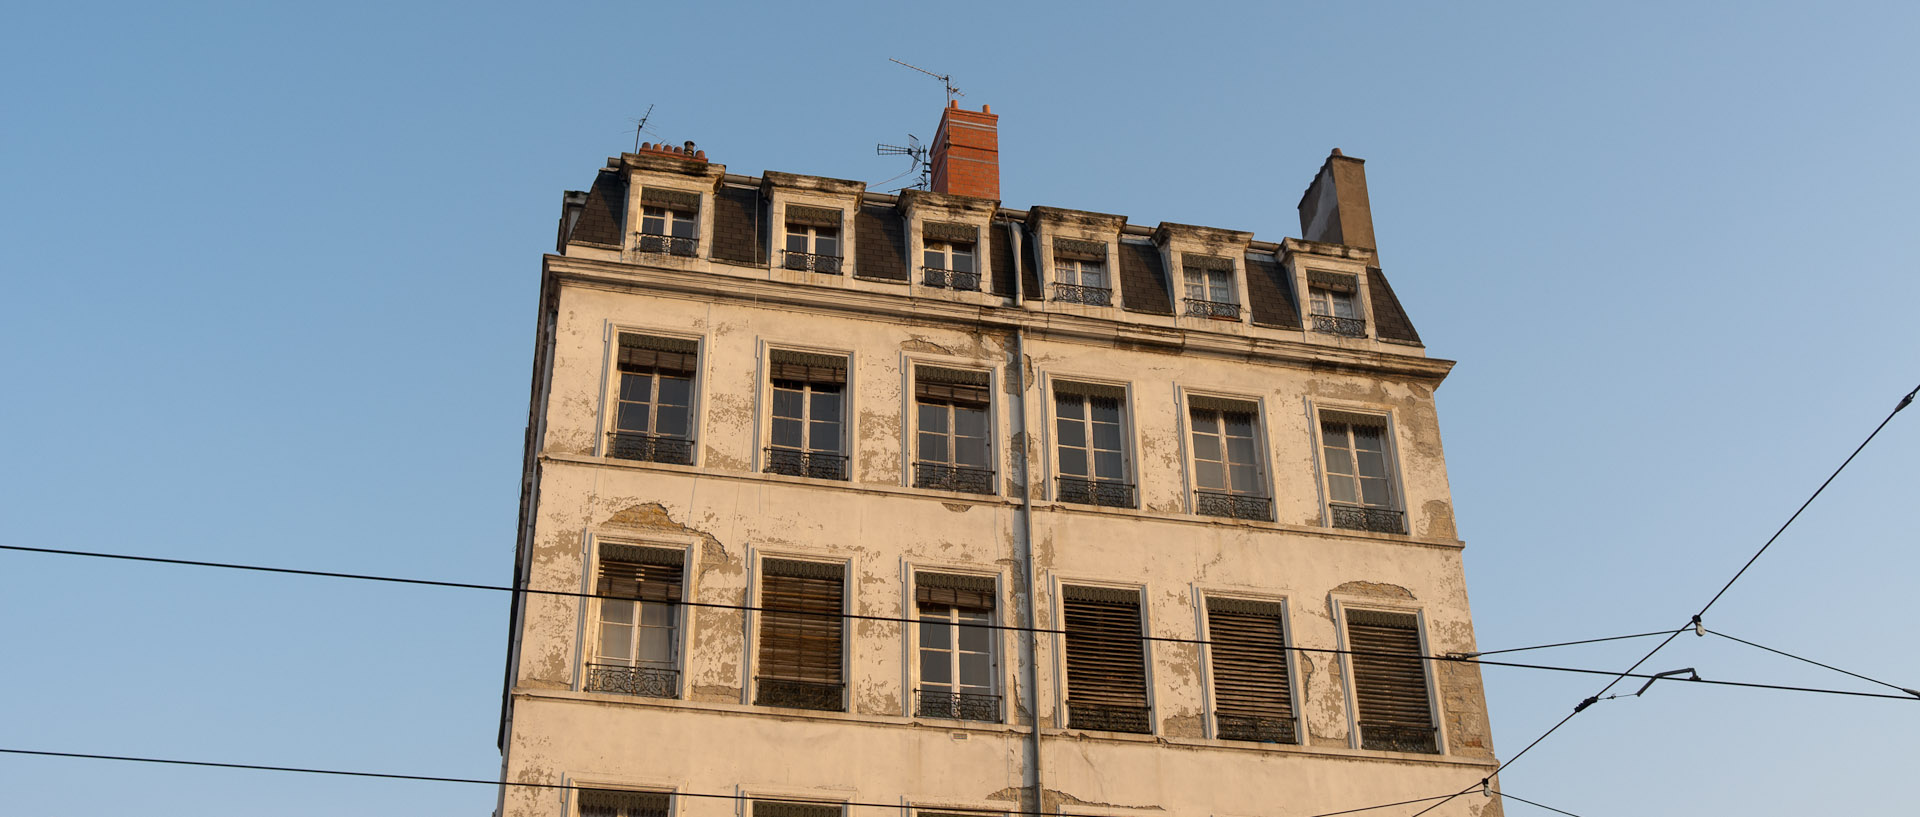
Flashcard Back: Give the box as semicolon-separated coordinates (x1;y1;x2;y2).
1705;629;1920;698
1493;790;1585;817
1459;629;1675;658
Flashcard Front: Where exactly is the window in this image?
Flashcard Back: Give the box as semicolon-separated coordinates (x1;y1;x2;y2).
1182;254;1240;319
913;367;994;494
754;558;845;711
579;790;670;817
1188;397;1269;520
1205;598;1295;744
1343;608;1438;754
1052;238;1112;305
608;334;697;465
636;188;699;257
1054;384;1133;508
1061;584;1150;734
765;351;848;480
1309;272;1365;337
921;222;979;291
782;205;843;273
586;545;684;698
1319;411;1404;534
914;573;999;722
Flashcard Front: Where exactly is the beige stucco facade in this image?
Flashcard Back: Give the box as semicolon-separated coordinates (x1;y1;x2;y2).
499;141;1502;817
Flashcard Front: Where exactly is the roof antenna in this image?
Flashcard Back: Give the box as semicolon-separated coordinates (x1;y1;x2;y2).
889;58;964;105
629;104;657;154
875;134;929;192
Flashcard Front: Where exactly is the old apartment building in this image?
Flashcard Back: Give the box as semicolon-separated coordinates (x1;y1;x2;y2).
499;101;1502;817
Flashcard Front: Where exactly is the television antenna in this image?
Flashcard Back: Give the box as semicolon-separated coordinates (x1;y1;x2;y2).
628;104;659;153
889;58;963;105
874;133;929;191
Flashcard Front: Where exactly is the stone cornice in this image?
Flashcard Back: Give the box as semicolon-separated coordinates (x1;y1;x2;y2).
762;170;866;197
542;255;1455;384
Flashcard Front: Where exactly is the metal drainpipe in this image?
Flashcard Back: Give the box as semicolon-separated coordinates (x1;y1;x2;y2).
1005;218;1046;817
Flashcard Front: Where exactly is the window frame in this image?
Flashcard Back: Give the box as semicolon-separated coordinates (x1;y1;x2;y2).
1054;579;1154;735
921;238;979;290
1046;378;1136;508
1331;599;1444;755
1197;592;1299;744
571;786;678;817
1179;391;1272;520
599;327;704;465
906;565;1004;723
1309;404;1407;534
905;360;997;495
579;537;693;701
759;345;854;481
747;551;852;712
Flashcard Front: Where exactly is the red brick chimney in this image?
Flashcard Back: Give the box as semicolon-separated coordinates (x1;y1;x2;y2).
930;101;1000;200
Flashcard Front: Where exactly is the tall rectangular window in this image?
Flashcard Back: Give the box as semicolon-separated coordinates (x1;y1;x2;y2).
1309;272;1365;337
580;790;671;817
1182;254;1240;319
913;367;994;495
1052;238;1112;305
914;573;999;722
1054;384;1133;508
609;334;697;465
755;558;845;712
637;187;699;257
1320;411;1404;534
1205;598;1294;744
1061;585;1150;734
765;351;848;481
1344;608;1438;754
1188;397;1268;520
586;545;683;699
782;205;843;273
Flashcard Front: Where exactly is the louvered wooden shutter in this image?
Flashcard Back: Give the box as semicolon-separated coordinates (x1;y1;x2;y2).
915;572;995;611
618;333;698;374
769;349;848;385
754;802;841;817
596;545;684;602
915;366;991;406
757;559;844;683
1206;599;1292;720
1345;609;1433;730
1061;586;1147;707
579;789;670;817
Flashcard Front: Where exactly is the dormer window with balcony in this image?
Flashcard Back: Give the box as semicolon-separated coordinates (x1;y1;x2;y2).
1182;254;1240;319
921;222;979;291
1051;239;1111;306
636;188;700;257
783;205;843;274
1309;272;1366;338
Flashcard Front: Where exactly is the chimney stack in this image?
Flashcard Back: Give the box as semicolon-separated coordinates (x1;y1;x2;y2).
930;101;1000;200
1297;149;1376;254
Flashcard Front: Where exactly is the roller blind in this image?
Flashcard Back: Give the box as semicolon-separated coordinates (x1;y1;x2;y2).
618;333;698;374
757;559;844;683
1205;599;1292;721
596;545;684;602
1061;586;1147;708
1345;609;1433;731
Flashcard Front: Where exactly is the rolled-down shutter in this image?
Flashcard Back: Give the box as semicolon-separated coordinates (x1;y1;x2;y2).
1061;586;1147;708
1206;599;1292;720
618;333;698;374
579;790;670;817
597;545;684;602
754;803;841;817
769;349;848;385
757;559;844;683
1345;609;1433;730
915;366;991;405
915;572;995;611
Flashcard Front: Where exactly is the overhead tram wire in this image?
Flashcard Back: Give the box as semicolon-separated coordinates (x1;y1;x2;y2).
1;544;1911;702
1455;629;1679;658
1705;628;1920;698
1493;791;1587;817
1328;380;1920;817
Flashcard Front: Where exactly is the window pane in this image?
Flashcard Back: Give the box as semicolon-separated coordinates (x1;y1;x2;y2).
1089;397;1120;425
925;248;944;268
601;599;634;625
958;623;988;653
1056;417;1086;449
642;214;665;234
599;623;632;661
1184;270;1206;299
616;403;652;433
771;417;802;448
1324;446;1354;475
672;213;697;238
954;406;988;438
1210;273;1233;302
1229;465;1258;493
953;246;975;274
1226;435;1257;466
1058;448;1087;478
1094;451;1124;479
786;232;809;252
772;388;803;419
1055;264;1077;286
1360;476;1392;507
619;372;653;402
639;626;672;662
1328;474;1358;505
958;652;991;685
640;602;673;627
810;390;841;424
1196;460;1225;491
1333;291;1357;318
918;403;947;434
1356;450;1388;479
919;431;948;463
956;436;990;468
1190;411;1218;435
657;376;692;407
1082;262;1105;288
815;232;838;256
1311;289;1330;314
1223;412;1254;438
655;404;689;438
1192;433;1221;463
1353;426;1385;452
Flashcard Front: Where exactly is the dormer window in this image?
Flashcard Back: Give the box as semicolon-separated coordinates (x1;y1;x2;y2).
783;205;843;274
637;188;700;257
1182;254;1240;319
1308;272;1365;337
921;222;980;291
1051;239;1111;306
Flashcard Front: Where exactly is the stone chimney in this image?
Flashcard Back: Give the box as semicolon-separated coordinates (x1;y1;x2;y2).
930;101;1000;200
1297;148;1375;253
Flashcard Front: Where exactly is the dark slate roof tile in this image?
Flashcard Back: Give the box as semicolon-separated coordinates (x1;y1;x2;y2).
570;169;625;246
1245;254;1301;329
855;203;908;281
1367;267;1423;345
1019;224;1040;299
710;185;762;266
1118;241;1173;315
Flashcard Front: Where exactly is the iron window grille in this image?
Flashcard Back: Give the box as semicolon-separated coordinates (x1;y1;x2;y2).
753;677;845;711
1056;476;1136;508
782;250;843;274
1052;282;1113;305
606;432;695;465
584;663;680;699
1194;490;1272;520
635;232;698;257
755;558;846;712
1312;314;1367;337
921;265;982;291
1066;702;1153;734
1184;298;1243;319
912;462;995;494
764;448;848;480
1189;401;1267;520
914;689;1002;722
1320;412;1402;533
579;789;671;817
1215;713;1298;744
1330;504;1406;534
1345;608;1439;754
1359;722;1440;754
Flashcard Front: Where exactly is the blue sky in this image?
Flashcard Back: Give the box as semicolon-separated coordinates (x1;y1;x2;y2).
3;2;1916;815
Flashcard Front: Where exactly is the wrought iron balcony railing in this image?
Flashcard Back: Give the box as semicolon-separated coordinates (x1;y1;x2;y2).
913;462;995;495
1359;722;1439;754
1215;713;1297;744
754;677;845;711
921;266;981;292
782;250;843;274
1329;504;1406;534
584;663;679;699
1184;298;1242;319
1311;313;1367;338
1195;490;1271;521
1051;282;1112;306
763;447;849;481
606;432;695;465
914;689;1002;722
1066;701;1152;734
636;232;698;257
1057;476;1136;508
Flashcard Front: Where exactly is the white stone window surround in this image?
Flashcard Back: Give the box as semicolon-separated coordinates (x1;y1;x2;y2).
1329;597;1447;756
1173;386;1275;519
1303;400;1409;535
1047;574;1157;735
623;174;716;261
762;172;864;281
902;561;1011;722
1028;206;1126;310
740;547;856;710
751;339;857;481
1191;589;1300;744
560;778;685;817
735;790;848;817
573;532;700;697
900;190;996;300
1036;372;1139;508
899;352;1001;496
595;322;707;464
1153;223;1255;325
